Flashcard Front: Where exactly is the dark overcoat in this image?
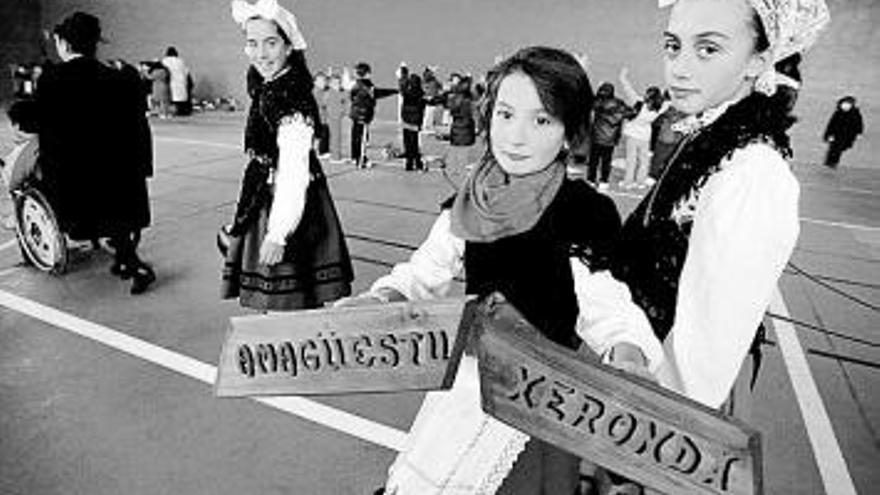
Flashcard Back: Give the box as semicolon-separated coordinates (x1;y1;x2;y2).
36;56;152;238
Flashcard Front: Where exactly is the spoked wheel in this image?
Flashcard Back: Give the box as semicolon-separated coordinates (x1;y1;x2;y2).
14;187;68;274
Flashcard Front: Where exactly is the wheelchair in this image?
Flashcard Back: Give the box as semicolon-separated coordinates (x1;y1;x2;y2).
5;139;84;274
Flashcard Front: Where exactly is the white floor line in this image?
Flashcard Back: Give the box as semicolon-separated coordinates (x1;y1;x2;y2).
770;289;857;495
0;266;21;278
0;238;17;252
153;135;241;150
0;290;408;452
799;217;880;232
604;190;880;232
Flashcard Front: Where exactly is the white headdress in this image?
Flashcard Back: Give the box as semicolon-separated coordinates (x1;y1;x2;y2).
231;0;307;50
659;0;830;95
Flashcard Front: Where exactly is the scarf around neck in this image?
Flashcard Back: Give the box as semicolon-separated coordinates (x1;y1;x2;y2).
450;154;566;242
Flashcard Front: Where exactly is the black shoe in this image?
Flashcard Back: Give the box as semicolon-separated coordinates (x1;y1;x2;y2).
130;263;156;295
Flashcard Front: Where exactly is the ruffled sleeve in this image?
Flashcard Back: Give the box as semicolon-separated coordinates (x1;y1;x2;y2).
259;74;322;245
264;117;313;245
657;143;800;408
370;210;465;300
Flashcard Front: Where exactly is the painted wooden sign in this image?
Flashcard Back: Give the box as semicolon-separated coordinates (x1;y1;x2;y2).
473;294;762;495
215;297;470;397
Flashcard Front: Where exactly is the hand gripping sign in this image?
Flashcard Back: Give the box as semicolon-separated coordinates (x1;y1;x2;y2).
471;293;762;495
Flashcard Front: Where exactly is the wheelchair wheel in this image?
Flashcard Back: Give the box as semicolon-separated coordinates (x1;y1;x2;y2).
14;187;68;274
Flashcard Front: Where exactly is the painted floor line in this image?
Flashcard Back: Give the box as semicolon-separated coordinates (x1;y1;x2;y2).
0;238;17;253
0;289;408;452
154;135;241;150
604;190;880;232
799;217;880;232
770;289;857;495
0;266;21;278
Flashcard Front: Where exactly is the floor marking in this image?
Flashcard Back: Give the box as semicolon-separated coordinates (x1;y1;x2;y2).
799;217;880;232
0;238;17;253
770;289;857;495
0;290;408;452
604;190;880;232
0;266;21;278
154;135;241;150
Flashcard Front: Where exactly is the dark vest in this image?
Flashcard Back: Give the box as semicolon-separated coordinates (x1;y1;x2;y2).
230;67;322;236
611;93;790;342
456;180;621;350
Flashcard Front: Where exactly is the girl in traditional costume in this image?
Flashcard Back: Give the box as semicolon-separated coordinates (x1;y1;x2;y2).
613;0;830;416
222;0;353;311
341;46;664;495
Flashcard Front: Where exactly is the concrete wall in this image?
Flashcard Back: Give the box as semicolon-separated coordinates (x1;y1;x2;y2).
10;0;880;167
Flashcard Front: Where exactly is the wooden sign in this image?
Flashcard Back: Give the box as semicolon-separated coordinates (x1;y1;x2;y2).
215;297;470;397
474;293;762;495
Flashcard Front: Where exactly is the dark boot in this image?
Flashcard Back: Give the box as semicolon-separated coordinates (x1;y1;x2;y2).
130;262;156;295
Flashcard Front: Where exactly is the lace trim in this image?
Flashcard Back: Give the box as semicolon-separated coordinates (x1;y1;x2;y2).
671;98;737;136
475;431;530;495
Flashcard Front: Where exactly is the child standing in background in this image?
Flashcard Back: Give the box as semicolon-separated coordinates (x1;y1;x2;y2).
324;74;349;161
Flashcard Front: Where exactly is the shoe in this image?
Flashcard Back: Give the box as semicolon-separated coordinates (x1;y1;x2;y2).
598;182;610;192
130;263;156;295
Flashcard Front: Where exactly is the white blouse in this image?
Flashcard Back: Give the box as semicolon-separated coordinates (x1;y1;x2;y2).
264;118;312;245
369;210;665;370
656;142;800;408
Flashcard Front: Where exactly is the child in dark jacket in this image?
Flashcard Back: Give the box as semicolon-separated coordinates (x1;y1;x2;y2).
348;62;397;169
823;95;864;168
400;73;426;171
588;82;629;191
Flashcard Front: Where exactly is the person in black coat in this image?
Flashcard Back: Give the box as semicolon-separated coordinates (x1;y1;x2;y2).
442;75;477;182
348;62;397;169
37;12;155;293
823;95;863;168
587;82;630;190
400;73;426;171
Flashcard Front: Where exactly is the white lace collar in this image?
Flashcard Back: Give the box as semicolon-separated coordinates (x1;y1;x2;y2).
671;99;738;136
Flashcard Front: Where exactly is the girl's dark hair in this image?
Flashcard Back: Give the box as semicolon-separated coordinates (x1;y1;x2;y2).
748;9;801;132
165;46;178;57
478;46;594;152
53;11;102;57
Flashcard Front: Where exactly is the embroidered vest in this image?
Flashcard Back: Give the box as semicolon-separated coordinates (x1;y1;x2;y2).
611;94;791;340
